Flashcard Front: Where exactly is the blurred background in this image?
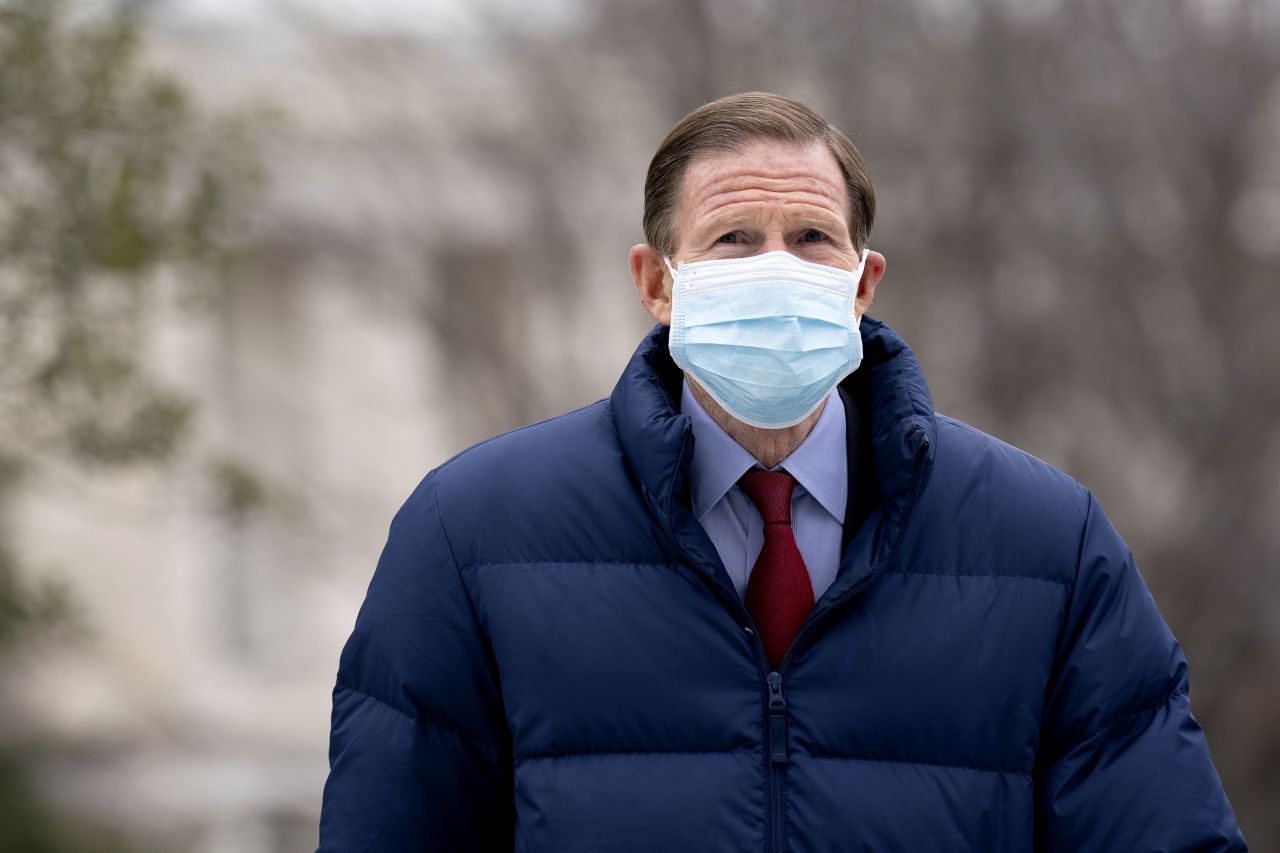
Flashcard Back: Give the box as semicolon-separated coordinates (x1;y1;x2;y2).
1;0;1277;850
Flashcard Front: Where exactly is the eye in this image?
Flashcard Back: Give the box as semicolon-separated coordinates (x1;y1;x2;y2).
716;232;740;244
800;229;827;243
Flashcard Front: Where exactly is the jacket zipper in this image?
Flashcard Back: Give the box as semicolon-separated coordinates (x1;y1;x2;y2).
659;483;788;851
767;671;788;853
663;423;931;853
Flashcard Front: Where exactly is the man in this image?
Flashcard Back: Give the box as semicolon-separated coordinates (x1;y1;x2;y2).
317;93;1246;851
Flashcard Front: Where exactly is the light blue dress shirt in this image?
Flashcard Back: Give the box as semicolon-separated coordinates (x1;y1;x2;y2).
681;377;848;603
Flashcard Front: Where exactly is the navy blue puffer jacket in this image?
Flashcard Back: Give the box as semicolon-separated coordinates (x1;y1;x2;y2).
317;317;1245;852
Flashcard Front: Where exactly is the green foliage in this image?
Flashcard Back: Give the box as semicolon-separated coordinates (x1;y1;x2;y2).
0;544;80;653
0;0;258;470
0;0;266;626
35;325;195;465
208;454;272;518
0;3;261;848
0;750;142;853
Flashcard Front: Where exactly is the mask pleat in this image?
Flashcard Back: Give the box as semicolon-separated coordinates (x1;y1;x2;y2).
683;321;849;352
685;345;849;387
667;248;867;427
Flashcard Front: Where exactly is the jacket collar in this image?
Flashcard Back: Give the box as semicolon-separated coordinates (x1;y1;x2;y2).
610;316;937;602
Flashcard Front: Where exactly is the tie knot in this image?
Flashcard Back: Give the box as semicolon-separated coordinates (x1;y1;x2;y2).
738;469;796;525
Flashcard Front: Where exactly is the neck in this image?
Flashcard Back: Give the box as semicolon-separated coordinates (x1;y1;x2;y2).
686;377;825;469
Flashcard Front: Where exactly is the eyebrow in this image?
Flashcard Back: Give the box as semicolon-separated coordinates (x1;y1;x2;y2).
699;211;850;238
697;212;759;235
792;214;848;236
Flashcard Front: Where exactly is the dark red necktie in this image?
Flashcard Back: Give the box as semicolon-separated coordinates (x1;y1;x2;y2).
738;469;815;671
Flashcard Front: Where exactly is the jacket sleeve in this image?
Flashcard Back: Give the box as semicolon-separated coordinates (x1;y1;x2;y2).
317;470;514;852
1033;490;1246;852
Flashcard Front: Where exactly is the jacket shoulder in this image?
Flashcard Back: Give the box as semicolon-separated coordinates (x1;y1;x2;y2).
934;412;1086;499
409;399;655;567
917;413;1092;585
434;398;618;481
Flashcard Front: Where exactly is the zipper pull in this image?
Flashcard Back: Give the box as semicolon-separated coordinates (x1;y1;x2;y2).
767;671;789;765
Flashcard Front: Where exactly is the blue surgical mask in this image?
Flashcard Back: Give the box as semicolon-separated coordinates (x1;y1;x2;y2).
665;248;869;429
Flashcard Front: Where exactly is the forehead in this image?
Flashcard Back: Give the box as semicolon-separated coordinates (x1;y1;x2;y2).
678;139;849;228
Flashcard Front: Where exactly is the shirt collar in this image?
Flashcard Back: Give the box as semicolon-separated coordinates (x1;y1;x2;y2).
780;385;848;522
681;377;848;523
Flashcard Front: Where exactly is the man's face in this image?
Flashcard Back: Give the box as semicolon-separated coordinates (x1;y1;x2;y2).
674;138;860;270
630;138;884;327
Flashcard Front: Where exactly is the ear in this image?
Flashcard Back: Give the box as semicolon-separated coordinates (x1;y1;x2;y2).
855;250;886;320
630;243;673;326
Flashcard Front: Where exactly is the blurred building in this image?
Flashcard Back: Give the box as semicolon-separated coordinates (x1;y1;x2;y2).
6;1;1279;850
6;7;660;852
